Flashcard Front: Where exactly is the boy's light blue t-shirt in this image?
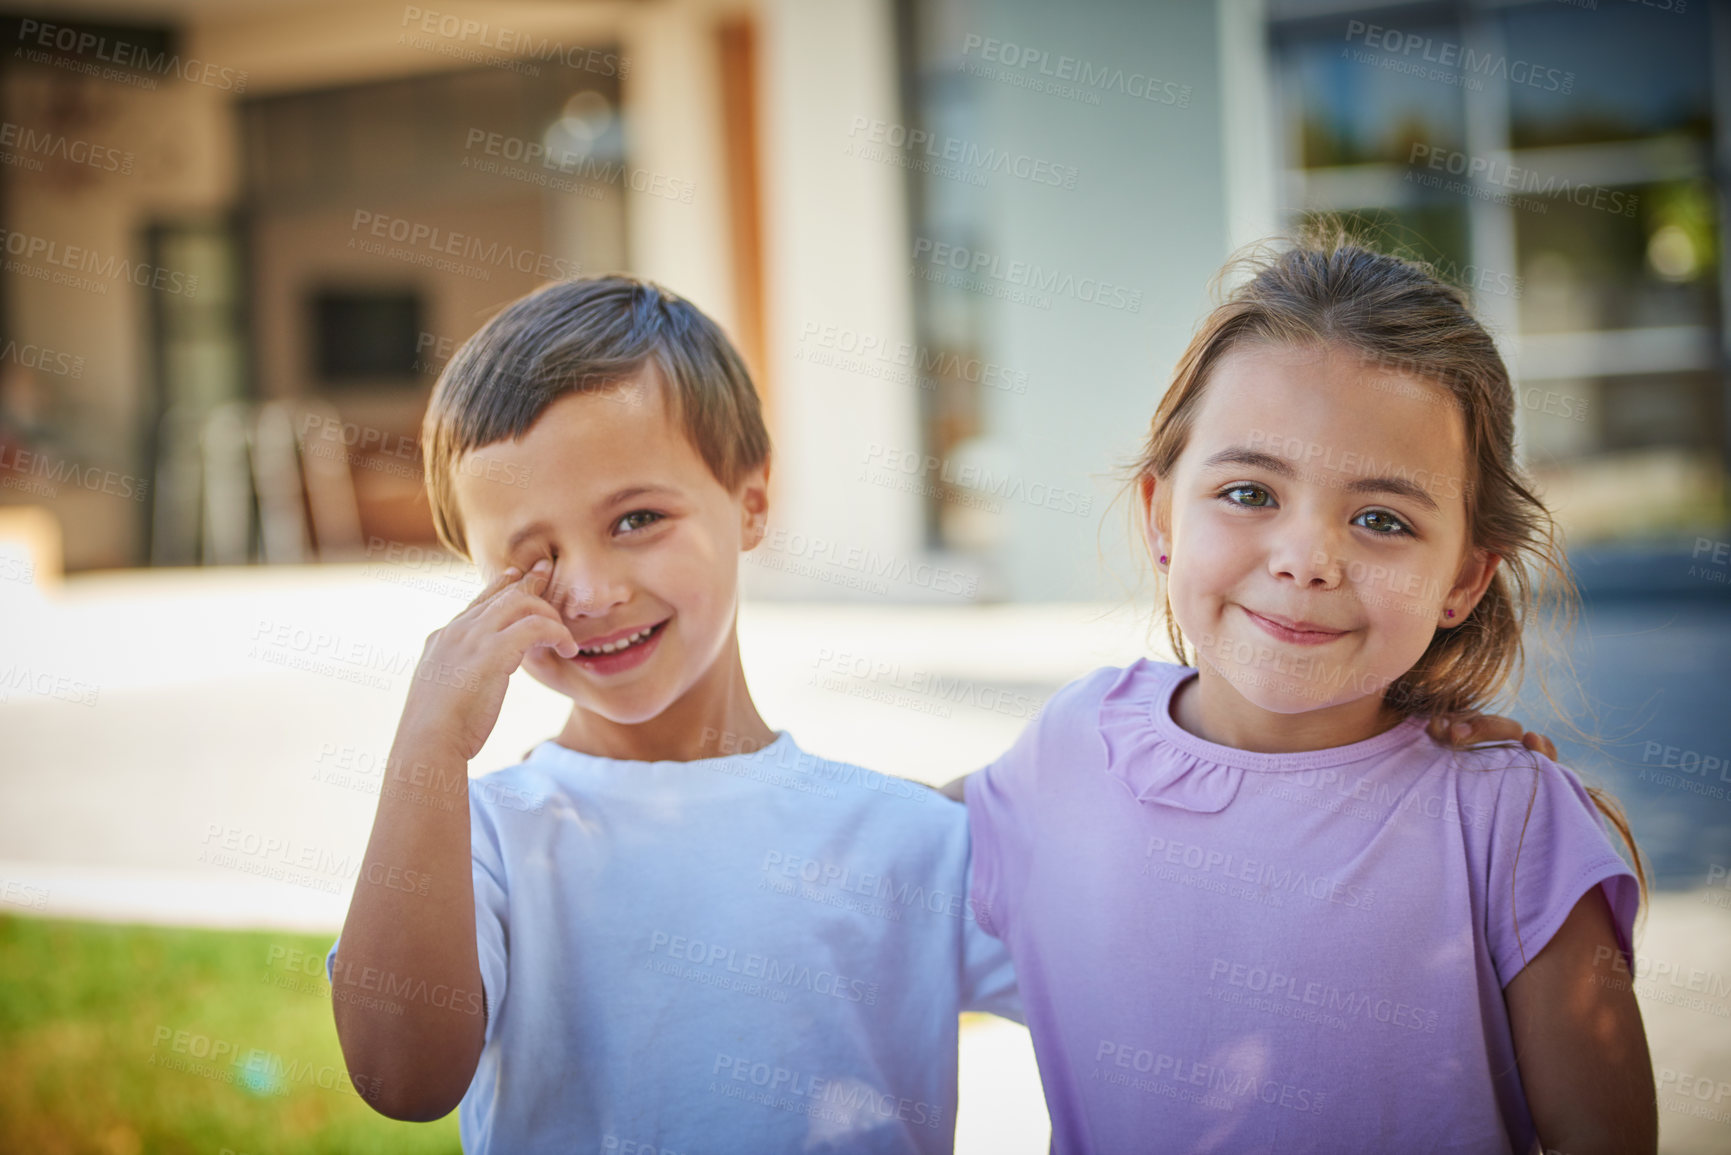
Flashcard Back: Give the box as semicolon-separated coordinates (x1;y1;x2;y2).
325;731;1019;1154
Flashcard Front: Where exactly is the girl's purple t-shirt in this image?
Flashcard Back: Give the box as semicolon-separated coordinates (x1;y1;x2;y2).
965;660;1638;1155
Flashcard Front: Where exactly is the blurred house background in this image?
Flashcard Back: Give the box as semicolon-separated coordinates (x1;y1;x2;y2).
0;0;1722;597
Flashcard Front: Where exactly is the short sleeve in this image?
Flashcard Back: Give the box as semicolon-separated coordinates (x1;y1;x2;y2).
1484;754;1639;987
959;854;1022;1023
469;784;511;1047
965;669;1121;943
964;732;1029;942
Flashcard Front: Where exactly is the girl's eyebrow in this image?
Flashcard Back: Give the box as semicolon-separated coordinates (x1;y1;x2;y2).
1202;447;1441;514
1202;448;1292;476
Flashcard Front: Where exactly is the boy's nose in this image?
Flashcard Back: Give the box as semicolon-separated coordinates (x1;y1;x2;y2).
545;561;630;617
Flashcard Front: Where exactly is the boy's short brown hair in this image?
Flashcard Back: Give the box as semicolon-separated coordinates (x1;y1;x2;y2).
422;275;771;558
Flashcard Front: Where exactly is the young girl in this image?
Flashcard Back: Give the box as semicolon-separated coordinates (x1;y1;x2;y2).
959;239;1655;1153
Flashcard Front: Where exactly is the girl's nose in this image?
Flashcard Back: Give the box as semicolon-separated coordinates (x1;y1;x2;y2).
1268;525;1343;589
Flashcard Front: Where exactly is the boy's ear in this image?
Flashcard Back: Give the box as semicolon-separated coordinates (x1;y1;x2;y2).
1440;548;1500;627
737;461;770;551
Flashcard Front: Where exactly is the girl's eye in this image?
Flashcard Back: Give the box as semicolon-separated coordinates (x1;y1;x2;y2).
614;510;664;535
1354;509;1413;536
1220;484;1274;508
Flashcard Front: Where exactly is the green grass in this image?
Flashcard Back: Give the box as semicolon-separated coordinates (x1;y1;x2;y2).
0;914;462;1155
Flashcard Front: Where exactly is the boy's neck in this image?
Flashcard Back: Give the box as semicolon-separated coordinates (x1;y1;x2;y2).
551;631;775;763
1174;668;1405;754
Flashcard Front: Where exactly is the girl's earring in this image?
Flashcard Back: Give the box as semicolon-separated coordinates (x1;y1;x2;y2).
1444;608;1455;619
1159;554;1168;566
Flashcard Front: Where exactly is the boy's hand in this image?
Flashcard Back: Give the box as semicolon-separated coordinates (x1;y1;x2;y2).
402;558;578;763
1427;712;1557;760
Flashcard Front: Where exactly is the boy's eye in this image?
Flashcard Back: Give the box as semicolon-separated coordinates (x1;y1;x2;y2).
613;510;664;535
1354;509;1412;536
1220;483;1274;508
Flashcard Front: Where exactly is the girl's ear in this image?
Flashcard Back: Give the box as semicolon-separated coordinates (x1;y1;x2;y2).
737;461;771;551
1441;548;1500;627
1137;473;1169;561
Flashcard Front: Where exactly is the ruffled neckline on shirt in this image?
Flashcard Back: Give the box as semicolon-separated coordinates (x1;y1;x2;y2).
1099;660;1428;812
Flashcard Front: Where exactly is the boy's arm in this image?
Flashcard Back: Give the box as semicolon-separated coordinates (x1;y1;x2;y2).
1505;888;1657;1155
331;734;486;1120
332;559;577;1120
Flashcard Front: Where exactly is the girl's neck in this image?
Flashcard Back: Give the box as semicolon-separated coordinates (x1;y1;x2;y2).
552;631;775;763
1172;667;1406;754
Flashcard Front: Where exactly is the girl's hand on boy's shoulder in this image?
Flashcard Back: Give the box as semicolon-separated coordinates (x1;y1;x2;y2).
1427;713;1558;760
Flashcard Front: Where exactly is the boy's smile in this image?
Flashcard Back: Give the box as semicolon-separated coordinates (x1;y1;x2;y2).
449;363;772;758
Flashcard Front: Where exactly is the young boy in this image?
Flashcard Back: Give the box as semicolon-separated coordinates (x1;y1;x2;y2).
324;275;1018;1154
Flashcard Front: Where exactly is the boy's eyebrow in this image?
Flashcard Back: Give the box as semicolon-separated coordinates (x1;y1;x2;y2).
603;484;678;507
502;487;681;551
505;520;554;553
1202;447;1441;513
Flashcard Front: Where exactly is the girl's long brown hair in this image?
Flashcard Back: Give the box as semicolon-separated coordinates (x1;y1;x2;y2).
1128;224;1646;915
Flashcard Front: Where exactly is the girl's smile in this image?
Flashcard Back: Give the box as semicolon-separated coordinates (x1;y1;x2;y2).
1237;605;1351;646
